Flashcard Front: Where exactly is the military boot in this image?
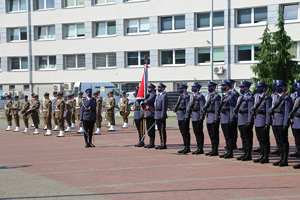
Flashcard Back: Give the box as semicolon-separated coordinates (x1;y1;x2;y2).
183;142;191;154
293;162;300;169
224;146;234;159
192;143;203;155
219;146;228;158
241;150;252;161
279;152;288;167
273;153;283;166
144;138;155;148
260;150;269;163
236;150;246;160
290;150;300;157
205;148;213;156
178;142;187;153
253;149;264;163
209;145;219;156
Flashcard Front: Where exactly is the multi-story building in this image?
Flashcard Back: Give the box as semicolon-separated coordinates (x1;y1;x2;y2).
0;0;299;97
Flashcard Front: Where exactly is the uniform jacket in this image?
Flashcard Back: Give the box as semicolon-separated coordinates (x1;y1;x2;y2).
220;91;235;124
12;100;20;115
175;92;190;121
42;99;52;118
29;100;40;113
154;92;168;120
233;92;254;126
188;92;205;121
21;100;30;114
106;97;115;113
250;93;272;127
144;92;157;118
72;98;76;114
290;97;300;129
202;92;221;124
66;99;74;113
80;97;96;121
231;88;240;99
269;93;292;127
54;99;65;118
291;92;298;102
120;97;130;112
133;100;143;120
76;98;82;115
96;96;103;116
5;100;12;115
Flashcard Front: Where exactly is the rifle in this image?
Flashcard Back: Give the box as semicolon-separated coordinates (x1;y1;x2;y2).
201;94;215;115
232;94;245;118
289;97;300;119
250;88;269;118
173;93;184;113
268;88;290;118
217;91;232;117
187;94;198;116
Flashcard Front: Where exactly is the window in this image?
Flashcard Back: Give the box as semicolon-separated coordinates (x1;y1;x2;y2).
94;53;116;68
161;50;185;65
65;54;85;69
24;85;30;90
95;21;116;36
289;42;298;59
127;51;150;67
283;4;299;20
36;0;54;9
37;26;55;40
95;0;115;5
38;56;56;69
65;0;84;7
237;45;259;62
9;0;26;12
9;85;15;90
10;28;27;41
237;7;267;25
65;24;85;38
10;57;28;70
196;11;224;29
126;18;149;34
197;47;224;64
161;15;185;32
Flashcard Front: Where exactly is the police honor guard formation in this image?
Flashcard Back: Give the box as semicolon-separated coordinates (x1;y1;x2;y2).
120;91;130;129
80;88;97;147
106;91;116;131
290;80;300;158
54;92;65;137
42;93;52;136
94;90;102;134
21;95;30;133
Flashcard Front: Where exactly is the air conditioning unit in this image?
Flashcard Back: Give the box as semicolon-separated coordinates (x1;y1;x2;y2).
53;84;61;91
64;83;73;91
214;66;224;74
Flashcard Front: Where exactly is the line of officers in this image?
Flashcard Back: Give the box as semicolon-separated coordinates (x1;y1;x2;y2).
133;79;300;169
3;89;130;139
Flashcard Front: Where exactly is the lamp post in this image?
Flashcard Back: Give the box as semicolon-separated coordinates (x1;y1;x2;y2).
210;0;214;82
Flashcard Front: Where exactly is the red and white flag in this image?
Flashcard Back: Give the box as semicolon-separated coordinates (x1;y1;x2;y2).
136;64;149;100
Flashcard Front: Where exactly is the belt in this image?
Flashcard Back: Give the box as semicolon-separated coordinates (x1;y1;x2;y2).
178;108;186;111
135;109;140;111
192;109;199;112
294;113;300;117
274;109;283;113
255;109;266;114
207;108;215;113
238;109;248;113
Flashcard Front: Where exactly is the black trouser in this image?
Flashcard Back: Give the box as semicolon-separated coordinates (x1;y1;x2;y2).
231;121;238;147
221;123;233;148
83;120;94;144
178;119;191;144
255;126;270;152
135;119;142;141
156;118;167;145
146;117;155;138
273;126;289;153
238;124;253;152
192;120;204;145
207;122;220;147
292;128;300;150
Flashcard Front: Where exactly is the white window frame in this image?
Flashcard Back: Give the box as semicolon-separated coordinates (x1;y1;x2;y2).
196;11;225;31
160;49;186;67
65;23;85;39
35;0;55;10
281;3;300;24
160;15;185;33
9;28;27;42
125;18;150;35
126;51;150;68
94;53;117;69
236;7;268;27
236;45;259;64
10;57;28;71
64;54;86;69
8;0;27;13
125;0;150;3
196;47;225;65
290;41;300;61
94;21;116;37
36;25;55;40
64;0;84;8
37;56;57;70
94;0;116;6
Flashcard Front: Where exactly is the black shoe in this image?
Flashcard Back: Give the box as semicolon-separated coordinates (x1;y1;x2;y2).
290;150;300;157
85;143;91;148
273;153;283;166
178;146;187;153
279;153;288;167
236;151;246;160
144;138;155;148
192;148;203;155
205;150;212;156
253;147;260;153
260;150;269;164
241;151;252;161
183;147;191;154
155;145;161;149
135;142;144;147
89;143;95;147
253;155;263;163
156;145;167;150
270;149;279;155
224;147;234;159
209;145;218;156
219;151;228;158
293;162;300;169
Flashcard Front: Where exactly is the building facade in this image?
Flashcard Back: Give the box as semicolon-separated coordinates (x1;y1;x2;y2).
0;0;300;97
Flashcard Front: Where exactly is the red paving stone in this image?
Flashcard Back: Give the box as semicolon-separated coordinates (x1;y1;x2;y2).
1;124;300;199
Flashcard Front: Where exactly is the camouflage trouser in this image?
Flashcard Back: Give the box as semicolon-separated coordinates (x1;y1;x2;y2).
44;117;52;130
32;112;39;129
120;111;130;123
6;114;12;126
107;112;115;125
56;117;64;131
66;111;72;127
96;115;102;128
13;114;19;127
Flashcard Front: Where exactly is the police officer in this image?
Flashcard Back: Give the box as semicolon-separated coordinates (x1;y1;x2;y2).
219;81;236;159
188;83;206;154
65;94;73;132
143;83;157;148
76;92;84;133
269;80;292;166
291;79;300;102
5;95;12;131
21;95;30;133
270;80;280;155
80;88;97;147
120;91;130;129
106;90;116;131
154;83;168;150
52;92;59;131
29;94;40;135
250;81;272;163
228;79;239;150
202;82;221;156
134;87;144;147
233;81;254;161
94;91;102;134
55;92;66;137
71;93;76;129
11;96;21;132
43;93;52;136
175;84;191;154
